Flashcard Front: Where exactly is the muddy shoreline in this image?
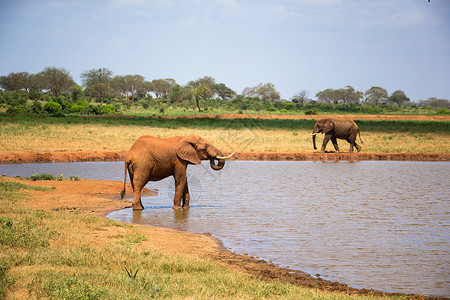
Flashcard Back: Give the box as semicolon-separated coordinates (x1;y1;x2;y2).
0;150;449;164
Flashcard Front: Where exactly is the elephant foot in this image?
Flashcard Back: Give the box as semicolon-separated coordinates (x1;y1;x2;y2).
172;205;182;210
182;205;190;209
132;205;144;211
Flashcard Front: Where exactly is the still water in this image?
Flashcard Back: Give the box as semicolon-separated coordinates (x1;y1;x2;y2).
1;161;449;297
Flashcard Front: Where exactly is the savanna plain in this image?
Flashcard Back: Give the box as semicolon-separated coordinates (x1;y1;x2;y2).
1;113;449;299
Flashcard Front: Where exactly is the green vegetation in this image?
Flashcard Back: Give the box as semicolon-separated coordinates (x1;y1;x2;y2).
1;114;449;134
1;67;449;116
0;178;409;299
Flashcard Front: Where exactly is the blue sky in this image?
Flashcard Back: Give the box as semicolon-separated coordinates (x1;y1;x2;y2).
0;0;449;101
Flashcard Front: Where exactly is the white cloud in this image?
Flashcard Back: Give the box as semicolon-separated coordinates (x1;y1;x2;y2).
216;0;238;9
391;8;426;27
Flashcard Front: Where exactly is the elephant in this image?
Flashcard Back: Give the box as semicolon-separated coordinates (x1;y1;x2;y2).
121;135;233;210
311;118;363;153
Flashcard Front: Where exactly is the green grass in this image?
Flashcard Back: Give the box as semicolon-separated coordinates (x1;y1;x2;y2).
0;178;411;299
1;114;449;133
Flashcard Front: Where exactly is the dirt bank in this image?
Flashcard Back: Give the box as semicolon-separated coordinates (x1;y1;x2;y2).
89;113;450;121
0;150;449;164
4;176;443;299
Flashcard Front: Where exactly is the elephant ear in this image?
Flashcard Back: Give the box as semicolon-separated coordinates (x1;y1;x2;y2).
323;119;335;133
176;136;202;165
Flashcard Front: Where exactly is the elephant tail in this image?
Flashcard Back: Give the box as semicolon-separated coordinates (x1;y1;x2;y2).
120;160;129;199
358;130;364;145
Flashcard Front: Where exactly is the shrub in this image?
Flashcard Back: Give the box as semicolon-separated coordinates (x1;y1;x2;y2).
29;101;43;114
304;109;318;115
29;173;56;181
267;107;277;112
6;105;27;114
437;108;450;115
43;101;62;114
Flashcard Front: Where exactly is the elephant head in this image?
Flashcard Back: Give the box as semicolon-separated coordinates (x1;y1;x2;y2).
176;135;233;170
311;119;335;150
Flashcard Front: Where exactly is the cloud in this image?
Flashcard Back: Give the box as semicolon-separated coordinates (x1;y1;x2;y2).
216;0;238;9
391;8;426;27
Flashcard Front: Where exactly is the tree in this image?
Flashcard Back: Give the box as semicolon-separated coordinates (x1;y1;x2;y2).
84;83;114;105
418;97;450;108
388;90;410;106
365;86;388;106
316;86;362;104
39;67;75;96
214;83;236;100
110;75;128;98
149;78;176;99
81;68;113;87
340;85;362;103
124;75;146;102
255;83;280;102
243;83;280;102
316;88;337;104
71;85;84;102
0;72;31;91
192;83;212;112
292;90;308;106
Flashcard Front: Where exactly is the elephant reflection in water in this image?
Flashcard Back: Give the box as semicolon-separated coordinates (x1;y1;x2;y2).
311;118;364;153
121;135;233;210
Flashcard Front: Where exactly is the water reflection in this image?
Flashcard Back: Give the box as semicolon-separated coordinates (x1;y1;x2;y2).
1;160;449;297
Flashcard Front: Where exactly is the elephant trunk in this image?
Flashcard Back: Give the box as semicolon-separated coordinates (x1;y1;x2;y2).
312;132;317;150
210;157;225;170
209;152;234;171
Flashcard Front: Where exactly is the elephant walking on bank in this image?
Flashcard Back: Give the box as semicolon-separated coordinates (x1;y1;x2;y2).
121;135;233;210
311;118;363;153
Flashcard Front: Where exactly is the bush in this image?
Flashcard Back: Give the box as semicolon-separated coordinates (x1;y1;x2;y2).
304;109;318;115
267;107;277;112
6;106;27;114
437;108;450;115
30;101;43;114
43;102;62;114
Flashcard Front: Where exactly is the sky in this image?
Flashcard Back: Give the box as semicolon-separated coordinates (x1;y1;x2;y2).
0;0;449;102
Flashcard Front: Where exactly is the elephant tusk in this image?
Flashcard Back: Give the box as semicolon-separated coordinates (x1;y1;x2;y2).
310;133;317;136
216;152;234;160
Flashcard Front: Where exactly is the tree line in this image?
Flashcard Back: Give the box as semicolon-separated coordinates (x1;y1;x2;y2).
1;67;449;114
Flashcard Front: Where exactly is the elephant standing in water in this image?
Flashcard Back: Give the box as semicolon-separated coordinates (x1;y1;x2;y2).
121;135;233;210
311;118;363;153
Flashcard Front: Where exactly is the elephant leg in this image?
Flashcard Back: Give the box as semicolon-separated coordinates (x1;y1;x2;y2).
321;134;332;152
331;137;340;152
131;179;146;210
173;173;187;210
128;165;147;210
182;180;190;208
355;142;362;152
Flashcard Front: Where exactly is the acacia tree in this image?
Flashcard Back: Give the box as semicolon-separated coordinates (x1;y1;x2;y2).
292;90;308;106
0;72;31;91
316;86;362;104
85;83;114;105
149;78;176;99
110;75;128;98
389;90;410;106
242;83;280;101
214;83;236;100
39;67;75;96
124;75;146;102
81;68;113;87
192;83;213;112
365;86;388;106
